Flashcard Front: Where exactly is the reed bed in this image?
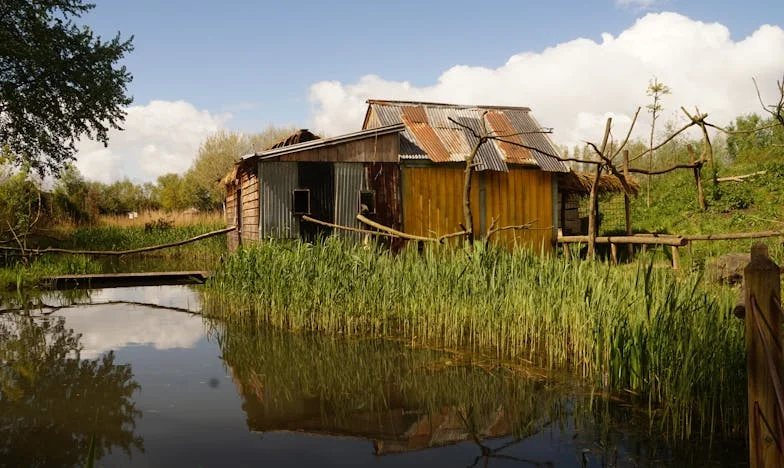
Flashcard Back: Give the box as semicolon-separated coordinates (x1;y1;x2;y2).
203;237;746;439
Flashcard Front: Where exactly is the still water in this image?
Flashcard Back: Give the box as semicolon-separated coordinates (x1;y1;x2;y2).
0;286;745;467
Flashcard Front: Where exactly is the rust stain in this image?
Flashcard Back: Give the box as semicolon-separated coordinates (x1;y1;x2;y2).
433;127;471;160
485;111;536;165
401;105;428;123
402;115;451;162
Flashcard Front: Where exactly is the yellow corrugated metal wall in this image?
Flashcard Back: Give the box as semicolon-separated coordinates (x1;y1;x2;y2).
402;166;553;251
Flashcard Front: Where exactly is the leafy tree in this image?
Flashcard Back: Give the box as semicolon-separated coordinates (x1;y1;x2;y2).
154;173;187;211
0;0;134;175
645;78;671;206
183;126;296;210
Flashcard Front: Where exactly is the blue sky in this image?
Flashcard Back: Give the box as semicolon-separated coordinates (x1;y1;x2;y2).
74;0;784;182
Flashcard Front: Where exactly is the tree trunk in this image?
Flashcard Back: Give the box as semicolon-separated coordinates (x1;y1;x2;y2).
463;139;483;243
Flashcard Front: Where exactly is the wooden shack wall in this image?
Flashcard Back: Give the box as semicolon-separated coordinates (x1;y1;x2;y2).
401;165;554;251
274;133;399;163
226;164;260;251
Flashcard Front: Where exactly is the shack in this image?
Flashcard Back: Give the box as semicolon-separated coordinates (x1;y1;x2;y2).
225;100;581;251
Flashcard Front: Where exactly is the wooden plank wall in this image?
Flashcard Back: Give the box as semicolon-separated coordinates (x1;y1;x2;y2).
276;133;399;163
225;165;260;251
402;165;553;251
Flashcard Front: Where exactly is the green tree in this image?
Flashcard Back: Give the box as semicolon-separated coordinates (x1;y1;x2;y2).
183;127;296;210
645;77;671;206
154;173;187;211
0;0;134;175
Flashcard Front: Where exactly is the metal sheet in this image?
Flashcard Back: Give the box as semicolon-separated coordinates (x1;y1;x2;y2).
403;116;452;162
503;110;568;172
484;111;536;165
333;163;364;239
258;161;299;239
454;117;508;172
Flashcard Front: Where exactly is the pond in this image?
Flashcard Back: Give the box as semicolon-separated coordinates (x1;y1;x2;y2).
0;285;746;467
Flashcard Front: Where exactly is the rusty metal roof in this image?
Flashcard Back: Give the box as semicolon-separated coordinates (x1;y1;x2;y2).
364;100;568;172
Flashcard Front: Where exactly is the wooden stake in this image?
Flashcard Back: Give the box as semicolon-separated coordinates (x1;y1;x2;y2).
671;246;681;270
688;145;706;211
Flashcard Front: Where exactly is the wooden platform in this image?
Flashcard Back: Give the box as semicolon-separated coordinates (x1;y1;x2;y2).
42;271;211;290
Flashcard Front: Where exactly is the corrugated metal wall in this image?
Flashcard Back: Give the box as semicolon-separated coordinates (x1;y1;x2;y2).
402;165;480;239
259;162;299;239
401;165;553;251
333;163;364;239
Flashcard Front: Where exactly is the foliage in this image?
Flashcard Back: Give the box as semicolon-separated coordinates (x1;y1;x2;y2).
182;127;296;211
0;0;134;175
204;238;745;439
0;315;143;466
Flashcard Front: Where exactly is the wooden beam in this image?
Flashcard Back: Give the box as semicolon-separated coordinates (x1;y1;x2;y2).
558;235;687;247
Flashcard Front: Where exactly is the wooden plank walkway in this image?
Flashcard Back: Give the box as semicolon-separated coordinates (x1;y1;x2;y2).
42;271;211;290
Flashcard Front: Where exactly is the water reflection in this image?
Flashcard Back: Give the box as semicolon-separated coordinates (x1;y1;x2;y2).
215;321;580;463
0;314;143;467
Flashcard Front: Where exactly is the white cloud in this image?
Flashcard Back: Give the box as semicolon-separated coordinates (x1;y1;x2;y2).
308;12;784;151
55;286;205;359
75;100;230;183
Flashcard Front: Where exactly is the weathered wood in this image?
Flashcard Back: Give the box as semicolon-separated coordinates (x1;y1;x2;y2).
558;235;687;247
671;246;681;270
357;214;436;242
685;231;784;241
0;227;235;257
744;243;784;468
623;150;633;258
717;171;767;183
610;243;618;265
688;145;706;211
302;215;396;238
40;271;211;290
587;118;612;259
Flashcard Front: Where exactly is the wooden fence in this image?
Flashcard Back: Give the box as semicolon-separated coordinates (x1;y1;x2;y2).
738;243;784;467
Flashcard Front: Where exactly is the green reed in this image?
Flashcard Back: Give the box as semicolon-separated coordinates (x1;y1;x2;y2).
203;237;747;439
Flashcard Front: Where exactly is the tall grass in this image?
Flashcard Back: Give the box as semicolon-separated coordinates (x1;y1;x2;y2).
203;237;747;439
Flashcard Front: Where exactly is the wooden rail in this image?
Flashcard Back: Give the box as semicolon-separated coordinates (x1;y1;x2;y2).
558;230;784;269
739;243;784;467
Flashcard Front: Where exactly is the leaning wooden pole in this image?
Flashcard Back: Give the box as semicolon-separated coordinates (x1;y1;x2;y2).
688;144;706;211
623;149;633;258
744;243;784;468
587;118;612;259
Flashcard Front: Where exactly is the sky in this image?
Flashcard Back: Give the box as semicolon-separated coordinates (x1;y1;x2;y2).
74;0;784;183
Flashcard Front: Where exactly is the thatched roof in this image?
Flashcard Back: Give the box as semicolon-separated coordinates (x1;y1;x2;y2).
558;170;640;196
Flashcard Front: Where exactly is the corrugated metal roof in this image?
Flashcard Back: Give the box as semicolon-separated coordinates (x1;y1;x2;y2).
403;116;452;162
454;117;508;172
364;100;568;172
485;111;536;165
503;110;568;172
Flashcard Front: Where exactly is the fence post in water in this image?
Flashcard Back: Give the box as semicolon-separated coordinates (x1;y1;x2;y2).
744;243;783;468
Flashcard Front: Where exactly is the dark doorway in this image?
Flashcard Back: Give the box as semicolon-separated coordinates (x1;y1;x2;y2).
298;163;334;242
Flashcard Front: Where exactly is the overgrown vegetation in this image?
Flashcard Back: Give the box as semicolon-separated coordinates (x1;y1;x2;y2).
204;238;746;440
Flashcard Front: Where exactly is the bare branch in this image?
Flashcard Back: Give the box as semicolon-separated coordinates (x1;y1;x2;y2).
612;107;642;159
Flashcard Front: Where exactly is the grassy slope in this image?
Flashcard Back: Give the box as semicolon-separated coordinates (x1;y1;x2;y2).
600;155;784;265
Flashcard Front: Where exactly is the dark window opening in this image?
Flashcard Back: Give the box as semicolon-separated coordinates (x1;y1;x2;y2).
359;190;376;215
293;189;311;215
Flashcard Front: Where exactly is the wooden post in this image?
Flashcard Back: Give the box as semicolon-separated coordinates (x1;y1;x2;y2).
671;245;680;270
610;243;618;265
744;243;783;468
587;164;601;259
688;145;706;211
623;149;633;259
